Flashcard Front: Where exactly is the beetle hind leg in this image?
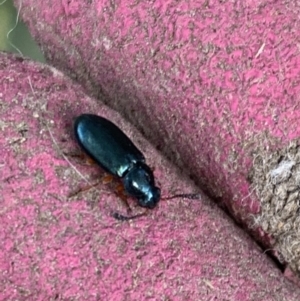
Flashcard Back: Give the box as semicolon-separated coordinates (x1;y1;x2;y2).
64;150;96;165
68;181;101;198
68;174;114;198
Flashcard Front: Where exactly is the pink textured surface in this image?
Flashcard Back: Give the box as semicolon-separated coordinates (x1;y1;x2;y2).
1;53;300;299
14;0;300;268
14;1;300;203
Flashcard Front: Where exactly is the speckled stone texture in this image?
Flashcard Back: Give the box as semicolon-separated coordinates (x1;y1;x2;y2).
13;0;300;278
1;52;300;300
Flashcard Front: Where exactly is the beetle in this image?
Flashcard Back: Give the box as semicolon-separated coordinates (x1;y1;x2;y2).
74;114;161;219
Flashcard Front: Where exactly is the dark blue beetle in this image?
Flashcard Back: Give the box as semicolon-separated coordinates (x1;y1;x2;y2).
74;114;161;216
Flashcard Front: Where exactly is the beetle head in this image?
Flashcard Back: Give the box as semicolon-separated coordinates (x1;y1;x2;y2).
123;162;161;209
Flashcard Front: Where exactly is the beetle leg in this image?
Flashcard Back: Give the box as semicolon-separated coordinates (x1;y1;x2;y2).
64;150;96;165
112;209;148;221
115;183;132;212
68;181;102;197
69;174;114;197
85;156;96;165
102;174;114;184
64;150;85;159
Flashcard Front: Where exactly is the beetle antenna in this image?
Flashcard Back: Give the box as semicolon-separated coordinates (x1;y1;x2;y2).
162;193;201;200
